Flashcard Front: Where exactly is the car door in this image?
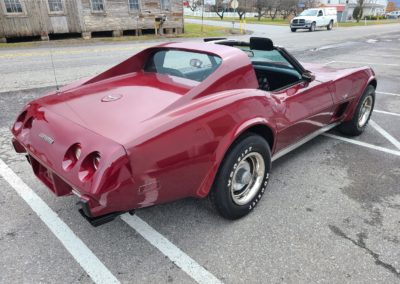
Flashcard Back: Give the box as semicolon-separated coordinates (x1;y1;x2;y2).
271;79;335;153
317;10;325;26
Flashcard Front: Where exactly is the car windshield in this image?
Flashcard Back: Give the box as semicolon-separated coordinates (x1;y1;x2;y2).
238;47;295;70
144;49;222;82
299;9;318;16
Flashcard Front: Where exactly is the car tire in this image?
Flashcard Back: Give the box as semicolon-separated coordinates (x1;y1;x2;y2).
338;85;375;136
209;134;271;220
327;20;333;30
309;22;316;32
291;28;296;32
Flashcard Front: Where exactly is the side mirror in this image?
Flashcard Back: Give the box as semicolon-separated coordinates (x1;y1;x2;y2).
302;72;315;82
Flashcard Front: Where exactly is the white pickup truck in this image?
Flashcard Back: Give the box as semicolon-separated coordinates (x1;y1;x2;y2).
290;8;337;32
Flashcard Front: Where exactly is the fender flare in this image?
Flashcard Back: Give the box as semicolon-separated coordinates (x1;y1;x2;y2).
195;117;276;197
343;75;377;121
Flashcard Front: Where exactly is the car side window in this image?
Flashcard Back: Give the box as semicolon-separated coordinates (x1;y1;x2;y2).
318;10;323;16
144;49;222;82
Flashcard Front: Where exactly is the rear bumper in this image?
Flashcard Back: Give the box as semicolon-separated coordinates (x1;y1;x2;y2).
12;138;129;226
77;199;125;226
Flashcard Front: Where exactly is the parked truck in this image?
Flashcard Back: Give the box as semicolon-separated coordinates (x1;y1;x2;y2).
290;8;337;32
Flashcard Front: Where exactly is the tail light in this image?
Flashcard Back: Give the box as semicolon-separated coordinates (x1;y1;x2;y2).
93;154;101;170
79;152;101;182
13;111;27;133
24;116;34;129
62;143;81;171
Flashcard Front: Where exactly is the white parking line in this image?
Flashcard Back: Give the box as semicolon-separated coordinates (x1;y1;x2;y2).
121;214;222;284
374;110;400;117
323;61;336;66
0;159;120;284
376;91;400;97
323;133;400;157
369;120;400;151
325;60;400;67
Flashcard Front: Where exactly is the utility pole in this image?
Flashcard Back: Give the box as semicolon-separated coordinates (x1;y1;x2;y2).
201;0;204;32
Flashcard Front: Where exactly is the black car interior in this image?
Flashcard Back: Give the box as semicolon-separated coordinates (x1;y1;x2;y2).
252;64;302;91
214;37;305;91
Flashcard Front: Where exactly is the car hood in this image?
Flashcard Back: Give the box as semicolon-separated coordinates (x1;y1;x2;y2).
293;16;317;20
35;72;197;145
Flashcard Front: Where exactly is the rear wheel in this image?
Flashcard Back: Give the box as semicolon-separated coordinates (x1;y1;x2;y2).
327;20;333;30
309;22;316;32
291;28;297;32
338;85;375;136
209;134;271;220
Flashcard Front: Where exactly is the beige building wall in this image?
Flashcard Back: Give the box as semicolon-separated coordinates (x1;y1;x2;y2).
0;0;183;42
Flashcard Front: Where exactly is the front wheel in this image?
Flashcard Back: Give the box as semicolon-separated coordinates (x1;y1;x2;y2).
309;22;316;32
327;20;333;30
209;134;271;220
338;85;375;136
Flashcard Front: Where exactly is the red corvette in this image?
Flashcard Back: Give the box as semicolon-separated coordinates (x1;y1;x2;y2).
11;37;376;226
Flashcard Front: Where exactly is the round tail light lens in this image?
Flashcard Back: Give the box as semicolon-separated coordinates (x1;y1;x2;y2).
13;111;27;133
79;152;101;182
62;143;81;171
93;154;101;170
74;147;81;160
24;116;34;129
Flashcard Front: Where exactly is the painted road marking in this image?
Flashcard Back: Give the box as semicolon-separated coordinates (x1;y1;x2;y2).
323;133;400;157
121;214;222;284
376;91;400;97
323;61;336;66
374;110;400;117
364;54;400;59
0;159;120;284
369;120;400;151
324;60;400;67
0;45;149;59
311;42;356;51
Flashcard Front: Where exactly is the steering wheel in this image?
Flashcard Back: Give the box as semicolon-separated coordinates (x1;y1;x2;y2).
258;75;270;91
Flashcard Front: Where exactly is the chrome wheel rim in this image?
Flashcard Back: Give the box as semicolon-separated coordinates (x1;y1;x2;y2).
230;152;265;206
358;95;373;127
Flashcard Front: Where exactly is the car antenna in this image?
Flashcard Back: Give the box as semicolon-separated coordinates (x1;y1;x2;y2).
49;47;60;93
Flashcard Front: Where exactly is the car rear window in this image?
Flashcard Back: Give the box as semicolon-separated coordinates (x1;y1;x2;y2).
144;49;222;82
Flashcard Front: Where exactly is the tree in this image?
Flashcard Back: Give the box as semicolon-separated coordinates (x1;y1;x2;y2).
353;0;364;22
280;0;298;19
303;0;319;9
187;0;200;12
214;0;227;20
236;0;254;20
254;0;268;20
386;1;396;12
267;0;281;21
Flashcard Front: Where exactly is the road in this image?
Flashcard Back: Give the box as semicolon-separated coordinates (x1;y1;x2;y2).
1;22;400;283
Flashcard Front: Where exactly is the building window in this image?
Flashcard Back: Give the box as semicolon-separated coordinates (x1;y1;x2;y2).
48;0;64;13
160;0;170;11
91;0;105;12
4;0;23;13
128;0;139;11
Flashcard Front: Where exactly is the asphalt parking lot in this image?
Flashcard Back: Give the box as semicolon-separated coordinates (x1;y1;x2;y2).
1;24;400;283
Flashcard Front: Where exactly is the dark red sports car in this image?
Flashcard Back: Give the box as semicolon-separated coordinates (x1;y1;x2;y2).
12;37;376;226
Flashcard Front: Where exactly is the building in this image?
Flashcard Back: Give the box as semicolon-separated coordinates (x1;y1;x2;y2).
320;0;388;21
0;0;184;43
